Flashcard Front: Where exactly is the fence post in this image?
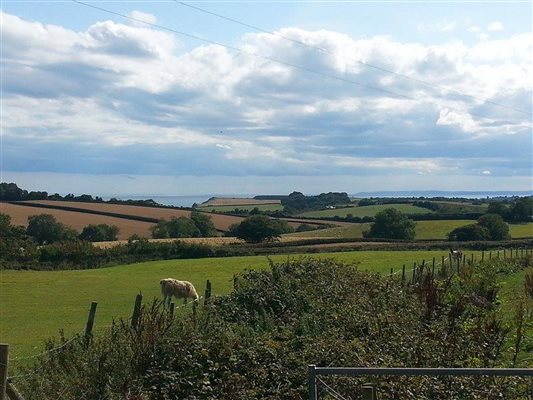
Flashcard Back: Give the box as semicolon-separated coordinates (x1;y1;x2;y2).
131;293;143;329
389;268;393;278
362;384;377;400
504;249;506;259
401;265;406;285
0;344;8;400
308;365;317;400
471;254;474;264
169;302;175;318
85;301;98;345
432;257;435;277
456;258;460;275
412;263;416;284
449;254;453;270
489;251;492;260
482;250;484;261
204;280;212;306
441;255;445;276
462;254;466;268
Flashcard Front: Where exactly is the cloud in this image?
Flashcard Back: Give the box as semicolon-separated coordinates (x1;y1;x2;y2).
127;11;157;26
488;21;504;32
2;11;531;184
481;170;491;175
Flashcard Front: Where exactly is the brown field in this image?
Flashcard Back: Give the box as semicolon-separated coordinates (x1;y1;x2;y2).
1;203;155;239
22;200;246;231
93;237;244;248
199;197;281;207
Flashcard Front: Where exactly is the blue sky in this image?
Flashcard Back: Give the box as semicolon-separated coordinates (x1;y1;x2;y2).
1;1;532;195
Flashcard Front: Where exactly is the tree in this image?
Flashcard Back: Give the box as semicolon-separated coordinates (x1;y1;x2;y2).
26;214;77;244
448;224;491;241
190;211;217;237
508;197;532;222
80;224;120;242
151;217;201;239
363;208;416;240
150;220;170;239
0;213;26;239
487;202;509;219
477;214;510;240
230;215;291;243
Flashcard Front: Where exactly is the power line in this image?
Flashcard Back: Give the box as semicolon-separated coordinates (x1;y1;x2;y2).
71;0;531;127
174;0;532;116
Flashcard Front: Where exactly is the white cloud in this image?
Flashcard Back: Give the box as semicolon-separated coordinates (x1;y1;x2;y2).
488;21;504;32
481;170;491;175
127;11;157;26
2;11;531;180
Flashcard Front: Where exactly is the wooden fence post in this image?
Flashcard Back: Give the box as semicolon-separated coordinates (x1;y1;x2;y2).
85;301;98;345
471;254;474;264
462;254;466;268
401;265;406;285
169;302;175;318
504;249;506;259
481;250;484;261
489;251;492;260
432;257;435;277
412;263;416;284
131;293;143;329
204;280;212;306
441;255;445;276
0;344;8;400
389;268;393;278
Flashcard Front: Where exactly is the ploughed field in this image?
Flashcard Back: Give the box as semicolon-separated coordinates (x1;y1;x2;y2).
1;202;155;239
199;197;281;207
1;249;499;359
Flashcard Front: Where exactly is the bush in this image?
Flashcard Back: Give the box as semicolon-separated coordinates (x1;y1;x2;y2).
229;215;293;243
448;224;491;241
27;214;78;245
363;208;416;240
79;224;120;242
478;214;510;240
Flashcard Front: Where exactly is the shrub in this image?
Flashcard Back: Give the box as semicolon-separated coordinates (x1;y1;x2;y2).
79;224;120;242
363;208;416;240
477;214;510;240
229;215;293;243
27;214;78;244
448;224;491;241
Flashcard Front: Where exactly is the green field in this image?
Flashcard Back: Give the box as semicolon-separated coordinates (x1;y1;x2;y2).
297;204;432;218
198;203;284;212
288;221;533;240
2;250;482;359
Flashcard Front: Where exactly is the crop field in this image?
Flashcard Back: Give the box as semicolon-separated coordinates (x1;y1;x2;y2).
22;200;247;231
199;198;281;207
198;203;284;212
2;249;488;359
297;203;432;218
1;203;155;239
287;220;533;240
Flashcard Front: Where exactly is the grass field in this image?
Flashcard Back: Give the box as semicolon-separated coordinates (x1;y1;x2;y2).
297;204;432;218
1;250;484;359
198;203;284;212
287;221;533;240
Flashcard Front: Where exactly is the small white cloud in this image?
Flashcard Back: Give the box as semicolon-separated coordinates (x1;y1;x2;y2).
481;170;491;175
127;11;157;27
467;26;481;33
488;21;504;32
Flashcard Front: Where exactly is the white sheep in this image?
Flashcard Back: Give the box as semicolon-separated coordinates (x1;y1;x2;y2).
160;278;199;307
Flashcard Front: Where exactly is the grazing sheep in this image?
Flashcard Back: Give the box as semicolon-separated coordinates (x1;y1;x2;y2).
160;278;199;307
450;247;463;260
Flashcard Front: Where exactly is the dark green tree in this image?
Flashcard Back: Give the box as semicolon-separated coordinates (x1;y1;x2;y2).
150;220;169;239
80;224;120;242
508;197;532;222
477;214;510;240
363;208;416;240
26;214;77;244
230;215;291;243
448;224;491;241
190;211;217;237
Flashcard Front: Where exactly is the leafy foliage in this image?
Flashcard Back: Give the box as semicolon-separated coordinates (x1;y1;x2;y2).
448;214;510;241
150;215;215;239
79;224;120;242
448;223;491;241
363;208;416;240
228;215;294;242
26;214;78;245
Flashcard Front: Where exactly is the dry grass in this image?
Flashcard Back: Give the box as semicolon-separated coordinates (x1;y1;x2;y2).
1;203;155;239
200;197;281;206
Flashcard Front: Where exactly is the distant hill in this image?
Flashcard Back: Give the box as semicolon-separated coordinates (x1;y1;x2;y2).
353;190;532;198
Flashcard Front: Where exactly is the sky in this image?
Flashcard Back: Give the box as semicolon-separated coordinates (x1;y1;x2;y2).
1;0;532;196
